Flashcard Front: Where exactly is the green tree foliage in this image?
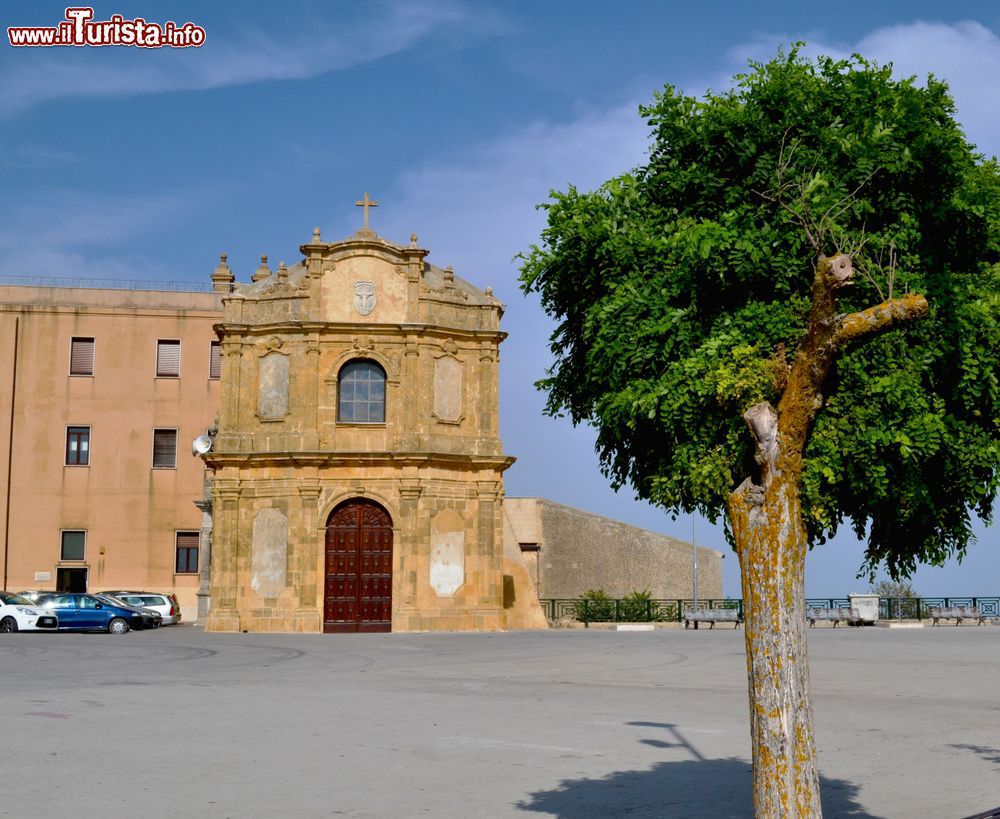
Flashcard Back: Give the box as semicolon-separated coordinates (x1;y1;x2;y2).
521;50;1000;580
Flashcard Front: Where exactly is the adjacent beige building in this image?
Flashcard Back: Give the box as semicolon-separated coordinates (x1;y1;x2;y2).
0;285;222;619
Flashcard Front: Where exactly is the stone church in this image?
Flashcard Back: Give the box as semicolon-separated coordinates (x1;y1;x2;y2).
202;202;546;632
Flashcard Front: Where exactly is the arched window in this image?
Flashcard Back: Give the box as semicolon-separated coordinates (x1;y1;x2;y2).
338;359;386;423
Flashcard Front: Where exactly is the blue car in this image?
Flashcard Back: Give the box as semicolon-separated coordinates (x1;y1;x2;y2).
36;593;151;633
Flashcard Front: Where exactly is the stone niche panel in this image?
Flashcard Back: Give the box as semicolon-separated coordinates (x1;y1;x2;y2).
252;508;287;598
430;509;465;597
321;256;406;324
258;352;289;418
433;356;464;422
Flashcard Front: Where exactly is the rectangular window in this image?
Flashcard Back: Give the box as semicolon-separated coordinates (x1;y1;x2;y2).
61;530;86;561
156;339;181;377
209;341;221;380
152;429;177;468
65;426;90;465
175;531;199;573
70;337;95;376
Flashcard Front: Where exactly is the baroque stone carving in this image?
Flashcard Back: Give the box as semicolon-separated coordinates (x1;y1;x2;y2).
353;281;376;316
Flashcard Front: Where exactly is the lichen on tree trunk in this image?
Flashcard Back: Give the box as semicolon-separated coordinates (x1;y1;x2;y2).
729;476;820;818
727;255;929;818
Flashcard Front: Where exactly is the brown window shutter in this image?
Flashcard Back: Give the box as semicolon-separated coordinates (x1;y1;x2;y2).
176;532;199;550
156;340;181;377
209;341;221;379
70;338;95;375
152;429;177;468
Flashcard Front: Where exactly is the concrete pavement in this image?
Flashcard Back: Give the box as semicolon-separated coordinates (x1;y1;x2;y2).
3;625;998;818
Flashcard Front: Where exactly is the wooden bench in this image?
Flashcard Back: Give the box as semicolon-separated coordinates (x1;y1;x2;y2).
684;609;742;629
929;605;987;626
806;607;861;628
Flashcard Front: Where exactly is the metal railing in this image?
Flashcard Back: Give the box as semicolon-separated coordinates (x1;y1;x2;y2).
539;597;1000;626
540;598;743;626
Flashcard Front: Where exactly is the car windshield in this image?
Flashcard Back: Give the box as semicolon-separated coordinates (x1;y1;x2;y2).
0;592;32;605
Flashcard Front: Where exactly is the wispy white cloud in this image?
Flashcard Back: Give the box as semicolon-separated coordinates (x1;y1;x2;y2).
374;104;651;295
0;189;188;279
0;1;501;118
721;20;1000;156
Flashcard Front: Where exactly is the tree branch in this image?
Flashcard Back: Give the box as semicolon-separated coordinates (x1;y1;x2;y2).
833;293;929;346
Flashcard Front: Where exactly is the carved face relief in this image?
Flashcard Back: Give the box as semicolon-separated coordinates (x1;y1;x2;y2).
353;281;376;316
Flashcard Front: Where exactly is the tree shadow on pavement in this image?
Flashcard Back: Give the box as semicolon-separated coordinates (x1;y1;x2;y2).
517;722;880;818
951;744;1000;767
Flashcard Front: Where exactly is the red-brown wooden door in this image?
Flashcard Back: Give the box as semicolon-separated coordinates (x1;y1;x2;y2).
324;499;393;633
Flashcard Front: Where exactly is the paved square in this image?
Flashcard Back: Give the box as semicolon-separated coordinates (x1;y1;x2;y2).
4;626;998;817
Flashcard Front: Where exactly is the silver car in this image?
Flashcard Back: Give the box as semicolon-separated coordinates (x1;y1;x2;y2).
99;591;182;625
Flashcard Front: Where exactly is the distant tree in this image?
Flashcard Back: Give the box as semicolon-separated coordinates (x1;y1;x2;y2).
521;48;1000;817
872;579;917;599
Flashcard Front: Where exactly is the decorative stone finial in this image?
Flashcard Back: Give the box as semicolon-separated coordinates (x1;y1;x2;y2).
410;233;419;247
484;287;493;297
252;255;272;283
312;226;321;242
277;261;288;282
444;265;455;282
211;253;235;294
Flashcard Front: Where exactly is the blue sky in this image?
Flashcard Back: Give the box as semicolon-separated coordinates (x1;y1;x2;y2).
2;1;998;597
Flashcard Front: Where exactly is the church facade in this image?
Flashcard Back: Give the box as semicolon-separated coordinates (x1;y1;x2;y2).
203;215;546;632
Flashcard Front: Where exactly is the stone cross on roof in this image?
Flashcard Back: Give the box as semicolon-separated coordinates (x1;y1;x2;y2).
355;192;378;231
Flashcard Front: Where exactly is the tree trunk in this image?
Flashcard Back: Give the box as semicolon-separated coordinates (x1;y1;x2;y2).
729;476;819;818
726;255;928;818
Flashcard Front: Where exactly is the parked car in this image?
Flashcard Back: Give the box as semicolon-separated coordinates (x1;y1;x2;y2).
15;590;50;604
99;590;182;625
93;594;162;629
0;591;58;632
35;593;155;633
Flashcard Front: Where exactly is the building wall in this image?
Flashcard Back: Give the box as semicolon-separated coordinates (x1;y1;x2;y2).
0;286;222;621
503;497;725;601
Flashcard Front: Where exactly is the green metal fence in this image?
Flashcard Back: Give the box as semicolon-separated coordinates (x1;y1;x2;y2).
539;597;1000;626
540;598;743;626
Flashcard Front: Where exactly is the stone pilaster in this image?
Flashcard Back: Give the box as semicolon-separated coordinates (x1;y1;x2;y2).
477;480;501;607
303;339;321;450
194;475;213;624
205;480;241;631
479;342;496;440
296;482;322;611
398;476;422;609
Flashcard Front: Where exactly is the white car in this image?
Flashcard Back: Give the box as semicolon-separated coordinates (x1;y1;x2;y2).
0;591;59;632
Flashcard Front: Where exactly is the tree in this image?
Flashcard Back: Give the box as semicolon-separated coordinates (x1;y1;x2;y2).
520;49;1000;817
871;579;917;599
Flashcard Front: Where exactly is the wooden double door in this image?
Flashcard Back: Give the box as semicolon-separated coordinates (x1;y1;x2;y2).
324;499;393;633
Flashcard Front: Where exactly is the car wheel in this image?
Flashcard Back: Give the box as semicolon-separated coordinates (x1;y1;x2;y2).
108;617;130;634
0;616;18;633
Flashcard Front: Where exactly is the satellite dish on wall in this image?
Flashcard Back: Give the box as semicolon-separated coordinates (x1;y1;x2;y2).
192;434;213;456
